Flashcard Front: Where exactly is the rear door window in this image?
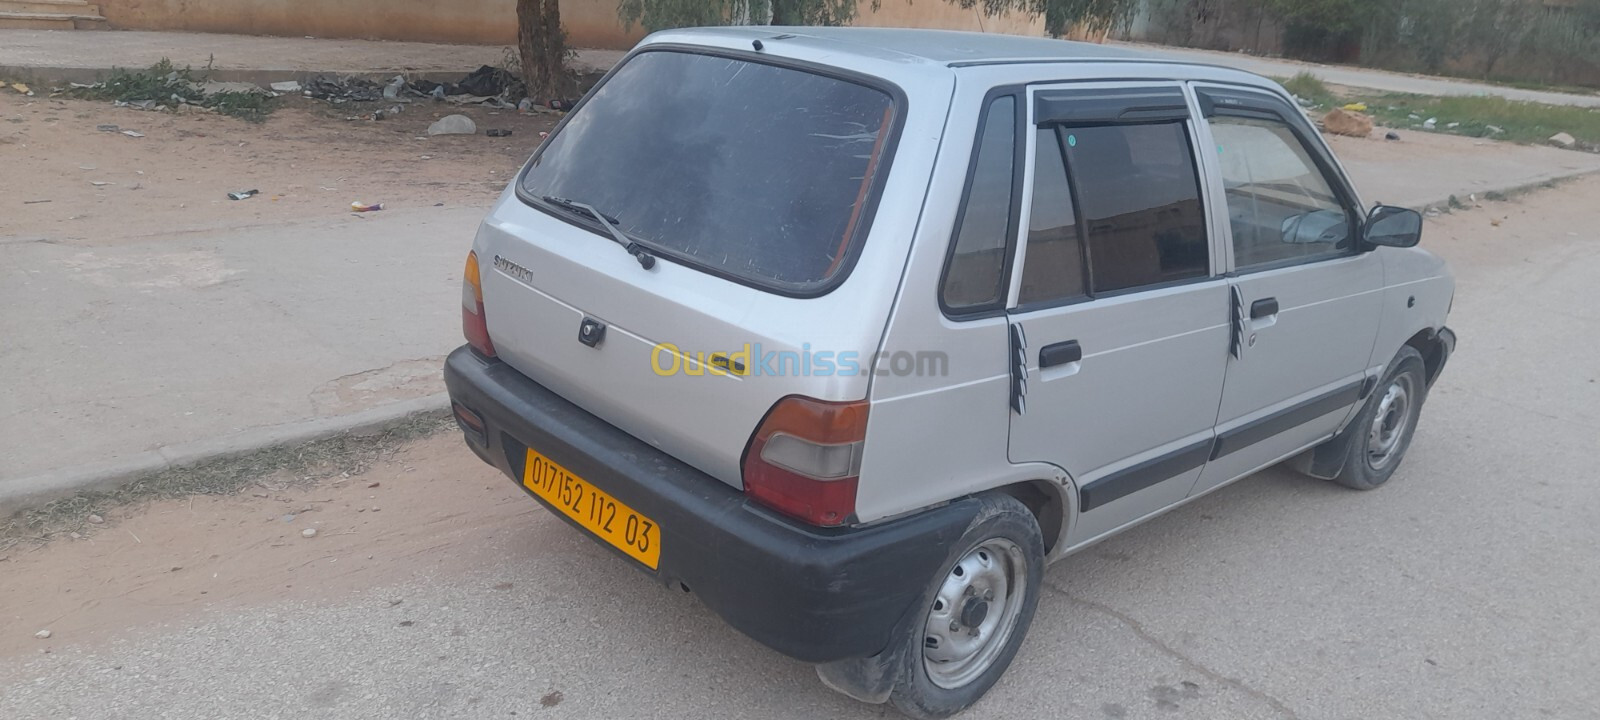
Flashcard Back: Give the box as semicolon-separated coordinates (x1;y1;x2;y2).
520;50;898;294
1017;119;1209;306
1066;123;1209;293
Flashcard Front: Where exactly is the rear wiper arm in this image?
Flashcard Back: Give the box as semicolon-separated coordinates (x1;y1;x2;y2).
541;195;657;270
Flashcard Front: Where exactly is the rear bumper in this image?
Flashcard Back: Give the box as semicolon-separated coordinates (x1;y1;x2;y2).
443;346;976;664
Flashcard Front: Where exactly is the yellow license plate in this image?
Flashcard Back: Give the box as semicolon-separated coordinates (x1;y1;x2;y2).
522;447;661;569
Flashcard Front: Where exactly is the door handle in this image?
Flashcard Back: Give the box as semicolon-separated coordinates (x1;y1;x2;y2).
1250;297;1279;319
1039;340;1082;368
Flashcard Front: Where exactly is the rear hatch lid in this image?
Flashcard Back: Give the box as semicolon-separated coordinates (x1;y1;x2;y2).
475;47;905;488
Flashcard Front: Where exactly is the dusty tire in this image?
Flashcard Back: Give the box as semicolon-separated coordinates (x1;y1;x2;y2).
1331;346;1428;491
886;493;1044;720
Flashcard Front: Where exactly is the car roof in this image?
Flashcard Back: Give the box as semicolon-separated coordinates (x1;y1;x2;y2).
638;26;1284;98
646;26;1166;67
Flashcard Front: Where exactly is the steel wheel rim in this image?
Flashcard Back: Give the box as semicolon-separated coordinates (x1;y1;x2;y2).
921;538;1027;690
1367;374;1414;470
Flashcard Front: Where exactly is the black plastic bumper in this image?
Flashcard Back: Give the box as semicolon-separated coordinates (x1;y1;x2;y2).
1429;326;1456;389
443;346;977;664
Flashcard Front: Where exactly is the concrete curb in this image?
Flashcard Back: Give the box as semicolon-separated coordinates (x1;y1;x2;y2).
1408;165;1600;212
0;393;451;518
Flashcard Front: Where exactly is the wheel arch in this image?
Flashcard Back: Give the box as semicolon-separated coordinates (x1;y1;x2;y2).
1296;339;1432;481
1402;327;1449;387
992;478;1068;556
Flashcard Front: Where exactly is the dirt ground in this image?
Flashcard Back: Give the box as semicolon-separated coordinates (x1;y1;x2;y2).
0;93;559;244
0;432;525;657
1;173;1594;661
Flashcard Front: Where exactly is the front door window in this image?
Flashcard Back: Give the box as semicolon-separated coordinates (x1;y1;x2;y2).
1209;115;1356;271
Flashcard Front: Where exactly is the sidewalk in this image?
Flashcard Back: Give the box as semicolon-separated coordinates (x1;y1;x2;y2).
0;206;480;492
1328;130;1600;209
0;29;625;84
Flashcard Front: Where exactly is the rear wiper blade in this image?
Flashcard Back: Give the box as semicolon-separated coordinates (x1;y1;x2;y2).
540;195;656;270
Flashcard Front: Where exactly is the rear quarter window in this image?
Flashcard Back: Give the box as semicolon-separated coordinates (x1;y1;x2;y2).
519;50;899;294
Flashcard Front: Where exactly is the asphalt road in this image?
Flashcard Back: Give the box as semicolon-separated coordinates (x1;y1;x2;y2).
4;183;1599;720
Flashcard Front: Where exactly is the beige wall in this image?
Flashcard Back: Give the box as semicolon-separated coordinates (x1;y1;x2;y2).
96;0;646;48
853;0;1042;36
98;0;1044;50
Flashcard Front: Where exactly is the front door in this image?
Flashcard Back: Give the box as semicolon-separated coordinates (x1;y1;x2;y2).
1005;84;1230;545
1190;85;1384;494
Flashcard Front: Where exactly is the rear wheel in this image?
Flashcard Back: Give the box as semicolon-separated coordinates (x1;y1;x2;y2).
1331;346;1427;490
888;493;1044;719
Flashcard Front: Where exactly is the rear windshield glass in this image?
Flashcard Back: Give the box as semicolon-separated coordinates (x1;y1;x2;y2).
519;50;897;292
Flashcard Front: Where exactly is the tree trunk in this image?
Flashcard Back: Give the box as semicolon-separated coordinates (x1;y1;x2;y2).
518;0;570;102
1253;2;1266;52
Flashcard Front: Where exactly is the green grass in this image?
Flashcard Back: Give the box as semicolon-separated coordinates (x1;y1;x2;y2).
68;59;277;122
1361;94;1600;148
206;90;274;122
1279;72;1337;107
1274;71;1599;150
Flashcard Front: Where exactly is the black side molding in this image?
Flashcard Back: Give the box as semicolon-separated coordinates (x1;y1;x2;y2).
1039;340;1082;368
1079;439;1211;512
1211;380;1364;460
1077;380;1368;511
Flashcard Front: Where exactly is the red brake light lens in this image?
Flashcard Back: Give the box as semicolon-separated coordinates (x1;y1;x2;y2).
742;396;869;527
462;251;496;357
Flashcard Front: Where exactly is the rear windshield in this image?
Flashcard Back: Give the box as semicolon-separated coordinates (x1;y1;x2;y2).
518;50;897;293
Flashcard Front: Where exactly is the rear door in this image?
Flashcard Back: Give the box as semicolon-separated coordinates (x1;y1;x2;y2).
1189;85;1384;495
1005;84;1231;544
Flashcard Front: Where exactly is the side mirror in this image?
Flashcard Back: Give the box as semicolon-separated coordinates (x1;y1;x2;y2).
1363;205;1423;248
1280;209;1350;245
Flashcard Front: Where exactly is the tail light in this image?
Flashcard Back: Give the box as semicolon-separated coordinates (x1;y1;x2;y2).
462;251;496;357
742;396;870;527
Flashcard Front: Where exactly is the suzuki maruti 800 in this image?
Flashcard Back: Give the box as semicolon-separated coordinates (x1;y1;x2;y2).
445;27;1455;718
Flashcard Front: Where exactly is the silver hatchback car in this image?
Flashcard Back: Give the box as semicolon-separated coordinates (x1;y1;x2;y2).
444;27;1455;718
